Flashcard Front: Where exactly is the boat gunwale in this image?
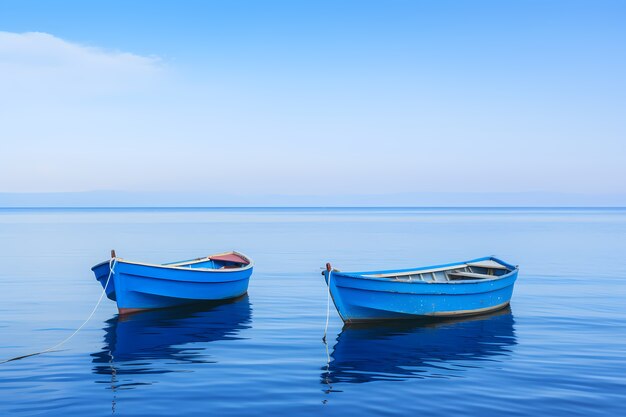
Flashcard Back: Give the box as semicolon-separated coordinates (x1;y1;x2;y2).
91;251;254;273
331;256;518;284
333;274;517;295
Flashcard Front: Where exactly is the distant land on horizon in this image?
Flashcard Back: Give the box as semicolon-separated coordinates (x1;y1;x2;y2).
1;191;625;208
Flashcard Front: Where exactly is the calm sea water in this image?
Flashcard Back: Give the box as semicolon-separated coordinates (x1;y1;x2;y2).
1;208;625;416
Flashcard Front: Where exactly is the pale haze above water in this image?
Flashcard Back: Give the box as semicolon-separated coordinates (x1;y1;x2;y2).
0;0;625;198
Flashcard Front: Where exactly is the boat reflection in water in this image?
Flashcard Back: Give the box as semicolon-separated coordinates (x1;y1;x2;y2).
92;295;251;388
323;307;516;386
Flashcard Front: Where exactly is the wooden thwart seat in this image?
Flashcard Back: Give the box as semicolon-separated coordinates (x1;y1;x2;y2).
466;260;508;270
447;271;496;280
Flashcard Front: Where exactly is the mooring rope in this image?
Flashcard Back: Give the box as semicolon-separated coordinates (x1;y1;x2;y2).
322;269;332;343
321;267;334;394
0;258;117;365
322;332;332;394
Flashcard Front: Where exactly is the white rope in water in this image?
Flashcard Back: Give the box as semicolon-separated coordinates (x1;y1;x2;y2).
0;258;117;365
322;268;334;392
322;333;332;392
322;269;332;343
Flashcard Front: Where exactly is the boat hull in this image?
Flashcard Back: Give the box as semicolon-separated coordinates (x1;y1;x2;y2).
324;257;518;323
92;257;253;314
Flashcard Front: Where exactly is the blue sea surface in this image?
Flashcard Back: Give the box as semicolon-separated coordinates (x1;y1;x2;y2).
0;207;625;416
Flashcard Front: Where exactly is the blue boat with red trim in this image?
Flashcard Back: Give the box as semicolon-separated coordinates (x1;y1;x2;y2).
92;251;253;314
322;256;519;323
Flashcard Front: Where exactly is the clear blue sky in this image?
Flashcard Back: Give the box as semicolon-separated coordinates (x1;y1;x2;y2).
0;0;624;199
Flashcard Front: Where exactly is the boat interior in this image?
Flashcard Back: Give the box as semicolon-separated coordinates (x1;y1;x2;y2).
166;253;251;270
365;260;513;282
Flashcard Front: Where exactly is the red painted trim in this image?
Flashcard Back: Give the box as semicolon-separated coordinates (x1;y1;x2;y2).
210;253;249;264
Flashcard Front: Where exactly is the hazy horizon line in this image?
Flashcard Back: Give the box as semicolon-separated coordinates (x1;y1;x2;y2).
1;206;625;210
2;190;626;208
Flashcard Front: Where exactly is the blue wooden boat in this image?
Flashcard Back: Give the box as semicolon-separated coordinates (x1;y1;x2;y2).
92;251;253;314
322;256;518;323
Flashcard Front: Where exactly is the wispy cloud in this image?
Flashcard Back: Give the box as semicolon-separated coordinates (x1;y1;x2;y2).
0;31;162;97
0;32;168;192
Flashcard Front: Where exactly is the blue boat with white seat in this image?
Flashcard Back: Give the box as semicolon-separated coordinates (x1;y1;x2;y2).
92;251;253;314
322;256;519;323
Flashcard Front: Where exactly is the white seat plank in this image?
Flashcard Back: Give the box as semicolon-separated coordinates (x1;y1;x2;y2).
466;260;508;270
